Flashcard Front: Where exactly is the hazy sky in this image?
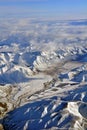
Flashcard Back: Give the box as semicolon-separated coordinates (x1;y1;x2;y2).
0;0;87;19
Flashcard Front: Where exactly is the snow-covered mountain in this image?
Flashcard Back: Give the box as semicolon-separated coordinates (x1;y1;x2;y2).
0;19;87;130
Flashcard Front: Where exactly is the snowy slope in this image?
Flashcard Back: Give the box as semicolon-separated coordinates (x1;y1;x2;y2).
0;47;87;130
0;19;87;130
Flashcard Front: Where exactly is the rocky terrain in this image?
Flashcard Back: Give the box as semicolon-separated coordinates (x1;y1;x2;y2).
0;19;87;130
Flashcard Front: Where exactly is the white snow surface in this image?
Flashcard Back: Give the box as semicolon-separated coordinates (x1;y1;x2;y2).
0;19;87;130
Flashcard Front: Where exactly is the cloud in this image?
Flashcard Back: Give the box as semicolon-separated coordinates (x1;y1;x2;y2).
0;18;87;52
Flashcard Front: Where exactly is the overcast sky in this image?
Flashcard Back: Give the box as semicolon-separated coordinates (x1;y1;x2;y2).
0;0;87;19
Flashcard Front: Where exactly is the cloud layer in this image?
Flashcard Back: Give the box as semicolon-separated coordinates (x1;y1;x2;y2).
0;18;87;52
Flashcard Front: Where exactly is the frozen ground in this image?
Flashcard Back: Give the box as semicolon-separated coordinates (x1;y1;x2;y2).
0;18;87;130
